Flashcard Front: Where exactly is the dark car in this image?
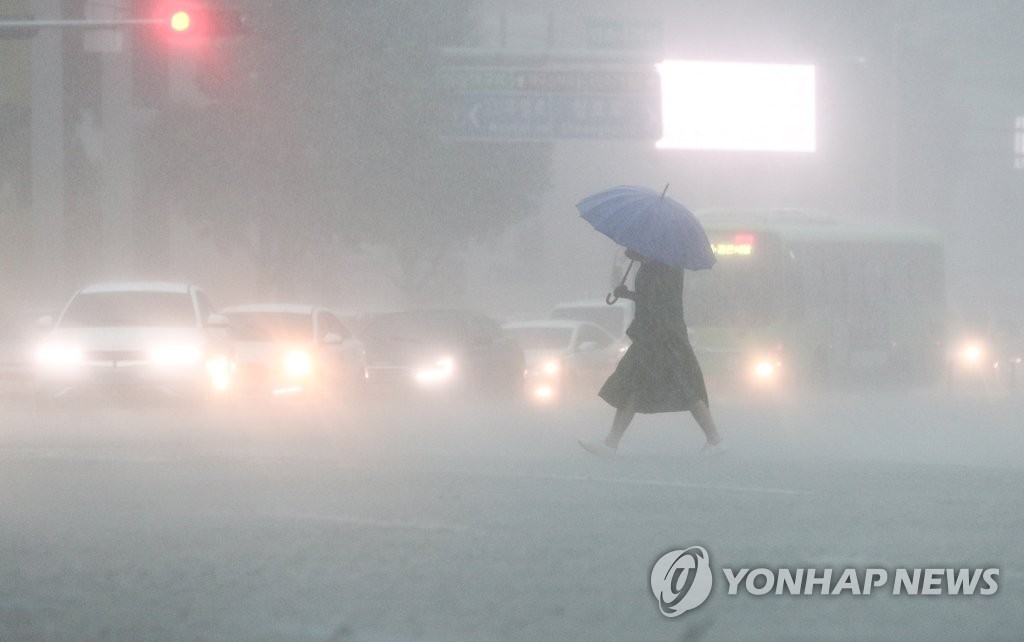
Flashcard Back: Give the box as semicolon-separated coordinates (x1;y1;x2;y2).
361;309;525;399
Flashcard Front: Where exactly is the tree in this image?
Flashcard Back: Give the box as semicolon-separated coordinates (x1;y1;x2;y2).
136;0;552;303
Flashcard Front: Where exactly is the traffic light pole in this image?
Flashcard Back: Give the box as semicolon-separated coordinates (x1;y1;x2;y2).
8;6;248;294
10;8;156;293
0;18;165;38
98;22;136;277
27;0;65;300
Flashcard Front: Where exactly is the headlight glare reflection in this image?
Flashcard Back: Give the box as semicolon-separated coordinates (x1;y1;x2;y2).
415;356;455;384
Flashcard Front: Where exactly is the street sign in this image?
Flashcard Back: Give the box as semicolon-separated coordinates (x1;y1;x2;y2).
442;66;661;141
584;18;662;51
446;92;660;140
440;67;660;95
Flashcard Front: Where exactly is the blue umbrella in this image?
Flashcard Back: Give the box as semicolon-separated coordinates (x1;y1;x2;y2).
577;185;716;271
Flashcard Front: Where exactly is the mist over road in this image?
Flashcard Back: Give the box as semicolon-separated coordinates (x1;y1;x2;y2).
1;389;1021;640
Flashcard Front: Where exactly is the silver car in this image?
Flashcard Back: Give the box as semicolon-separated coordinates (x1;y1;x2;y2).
222;304;367;401
503;319;621;403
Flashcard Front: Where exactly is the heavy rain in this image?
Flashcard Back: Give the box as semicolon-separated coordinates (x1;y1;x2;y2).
1;1;1022;640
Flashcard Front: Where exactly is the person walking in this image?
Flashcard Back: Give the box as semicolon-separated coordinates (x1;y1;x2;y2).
579;248;725;457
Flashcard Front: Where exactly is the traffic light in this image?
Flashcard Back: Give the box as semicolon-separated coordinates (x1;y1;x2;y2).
169;11;192;33
151;2;250;45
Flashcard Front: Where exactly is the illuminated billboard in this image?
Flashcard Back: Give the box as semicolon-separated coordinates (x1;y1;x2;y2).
657;60;816;152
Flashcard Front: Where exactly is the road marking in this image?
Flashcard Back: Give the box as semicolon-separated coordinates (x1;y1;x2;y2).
480;471;815;496
259;511;471;533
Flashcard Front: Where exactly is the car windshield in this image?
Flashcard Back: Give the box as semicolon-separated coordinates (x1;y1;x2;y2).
60;292;197;328
550;306;626;338
505;327;573;351
225;312;313;342
364;312;468;344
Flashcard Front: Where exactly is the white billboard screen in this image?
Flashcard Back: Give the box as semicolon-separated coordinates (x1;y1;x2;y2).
657;60;816;152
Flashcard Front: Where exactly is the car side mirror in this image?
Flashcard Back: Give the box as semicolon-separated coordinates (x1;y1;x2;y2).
36;315;54;329
206;313;230;329
322;332;344;345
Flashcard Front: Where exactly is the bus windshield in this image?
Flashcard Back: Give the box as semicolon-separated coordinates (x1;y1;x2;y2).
685;258;782;327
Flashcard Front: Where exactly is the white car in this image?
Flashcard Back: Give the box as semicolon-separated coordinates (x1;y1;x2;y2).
549;298;634;352
221;304;367;400
34;282;234;400
503;319;621;402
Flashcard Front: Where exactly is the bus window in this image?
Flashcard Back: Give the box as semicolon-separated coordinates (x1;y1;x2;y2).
688;211;945;384
783;254;805;321
685;246;783;327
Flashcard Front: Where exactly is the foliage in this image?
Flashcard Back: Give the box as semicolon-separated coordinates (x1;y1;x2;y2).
137;0;552;301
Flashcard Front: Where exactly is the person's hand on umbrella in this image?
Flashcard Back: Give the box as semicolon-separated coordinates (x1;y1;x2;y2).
613;284;635;301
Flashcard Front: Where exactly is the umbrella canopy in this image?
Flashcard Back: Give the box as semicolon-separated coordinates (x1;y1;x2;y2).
577;185;716;270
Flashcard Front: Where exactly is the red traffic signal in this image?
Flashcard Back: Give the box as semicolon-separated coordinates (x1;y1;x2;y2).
169;10;192;33
152;2;249;44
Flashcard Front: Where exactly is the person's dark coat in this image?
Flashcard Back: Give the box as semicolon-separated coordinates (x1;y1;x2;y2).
598;260;709;413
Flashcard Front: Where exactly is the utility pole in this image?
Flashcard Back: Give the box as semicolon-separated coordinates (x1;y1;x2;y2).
28;0;64;298
13;6;166;288
87;0;135;276
6;5;250;290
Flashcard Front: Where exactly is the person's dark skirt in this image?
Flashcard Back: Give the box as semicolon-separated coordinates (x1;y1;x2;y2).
598;336;709;413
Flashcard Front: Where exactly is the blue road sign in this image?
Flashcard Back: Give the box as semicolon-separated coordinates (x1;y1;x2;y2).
445;93;661;140
442;67;662;140
444;82;659;139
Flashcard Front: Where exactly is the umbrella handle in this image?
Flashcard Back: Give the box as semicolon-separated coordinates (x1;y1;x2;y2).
606;259;636;305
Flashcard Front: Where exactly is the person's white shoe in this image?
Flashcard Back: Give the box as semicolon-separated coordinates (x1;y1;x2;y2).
578;438;617;459
700;439;728;456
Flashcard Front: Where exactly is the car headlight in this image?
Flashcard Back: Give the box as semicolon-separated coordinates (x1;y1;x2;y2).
149;344;203;366
205;353;233;391
752;358;780;381
959;342;986;366
35;343;84;368
283;350;313;379
540;359;560;376
415;356;455;384
532;383;556;400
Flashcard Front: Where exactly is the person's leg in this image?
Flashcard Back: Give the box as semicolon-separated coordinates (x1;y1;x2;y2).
605;405;635;449
689;400;722;445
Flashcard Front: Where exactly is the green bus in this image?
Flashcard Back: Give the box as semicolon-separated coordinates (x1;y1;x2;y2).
684;209;946;389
